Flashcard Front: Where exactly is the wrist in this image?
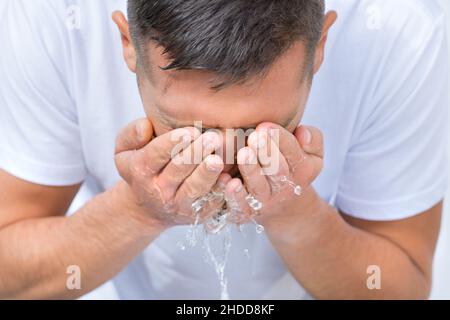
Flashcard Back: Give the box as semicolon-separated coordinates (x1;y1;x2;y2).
265;186;335;245
107;180;168;236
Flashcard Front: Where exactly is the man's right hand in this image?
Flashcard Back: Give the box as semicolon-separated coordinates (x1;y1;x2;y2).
114;118;227;228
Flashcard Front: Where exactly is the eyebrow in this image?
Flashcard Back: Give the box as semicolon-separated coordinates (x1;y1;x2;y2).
159;99;299;132
165;117;293;132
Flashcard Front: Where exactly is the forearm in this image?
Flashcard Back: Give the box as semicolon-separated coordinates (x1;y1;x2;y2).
0;181;165;299
266;188;430;300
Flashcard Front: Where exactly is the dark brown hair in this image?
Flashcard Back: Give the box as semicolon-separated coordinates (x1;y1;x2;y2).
128;0;325;89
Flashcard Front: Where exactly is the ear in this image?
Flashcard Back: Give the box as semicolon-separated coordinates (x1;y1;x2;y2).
313;11;338;74
112;11;137;73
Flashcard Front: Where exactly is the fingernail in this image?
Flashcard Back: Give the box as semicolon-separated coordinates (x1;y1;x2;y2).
234;184;243;193
237;149;255;165
182;134;192;144
207;164;222;172
206;156;223;172
302;127;312;145
237;150;246;165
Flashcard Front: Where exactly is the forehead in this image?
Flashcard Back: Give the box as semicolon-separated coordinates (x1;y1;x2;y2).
142;42;307;129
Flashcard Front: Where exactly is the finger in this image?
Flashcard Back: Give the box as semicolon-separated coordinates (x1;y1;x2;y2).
215;173;233;192
198;172;233;222
138;127;201;175
158;131;222;195
223;178;253;224
115;118;154;154
114;119;155;180
247;129;290;183
237;147;271;200
254;123;306;173
294;125;324;158
292;126;324;185
175;154;224;204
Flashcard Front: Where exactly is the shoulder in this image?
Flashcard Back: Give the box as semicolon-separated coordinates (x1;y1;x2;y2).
329;0;445;48
2;0;119;32
3;0;71;22
374;0;444;21
1;0;122;64
326;0;447;90
329;0;444;24
316;0;448;145
2;0;73;45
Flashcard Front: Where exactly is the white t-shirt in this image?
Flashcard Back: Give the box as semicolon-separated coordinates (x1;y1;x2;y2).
0;0;448;299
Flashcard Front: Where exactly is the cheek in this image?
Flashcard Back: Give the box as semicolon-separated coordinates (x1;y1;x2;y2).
143;115;171;137
152;123;171;137
137;75;162;120
287;112;303;133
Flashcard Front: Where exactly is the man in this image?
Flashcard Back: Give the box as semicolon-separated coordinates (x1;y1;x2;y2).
0;0;448;299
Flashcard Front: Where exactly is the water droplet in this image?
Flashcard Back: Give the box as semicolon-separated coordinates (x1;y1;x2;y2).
186;226;198;247
255;224;265;234
246;195;263;211
278;176;302;196
192;198;205;214
243;249;251;259
254;202;263;211
204;211;229;234
177;241;186;251
250;218;265;234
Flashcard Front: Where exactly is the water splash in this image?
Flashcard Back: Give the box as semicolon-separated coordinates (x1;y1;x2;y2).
192;198;205;214
178;176;302;297
204;210;229;234
243;248;251;259
251;218;265;234
185;217;200;248
280;176;303;196
246;195;263;212
177;187;266;299
203;225;232;300
176;241;186;251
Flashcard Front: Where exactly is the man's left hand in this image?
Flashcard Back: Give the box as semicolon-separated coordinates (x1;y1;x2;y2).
221;123;324;229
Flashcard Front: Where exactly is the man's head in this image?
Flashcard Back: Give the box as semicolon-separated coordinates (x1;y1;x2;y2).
113;0;335;146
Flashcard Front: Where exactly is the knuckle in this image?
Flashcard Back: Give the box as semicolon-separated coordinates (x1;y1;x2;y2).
129;157;145;179
129;164;141;181
183;181;201;199
201;163;220;179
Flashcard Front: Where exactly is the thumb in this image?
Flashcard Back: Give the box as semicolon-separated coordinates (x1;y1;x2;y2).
114;118;154;181
115;118;154;155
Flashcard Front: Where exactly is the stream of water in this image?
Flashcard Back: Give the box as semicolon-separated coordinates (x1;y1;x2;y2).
177;176;301;299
